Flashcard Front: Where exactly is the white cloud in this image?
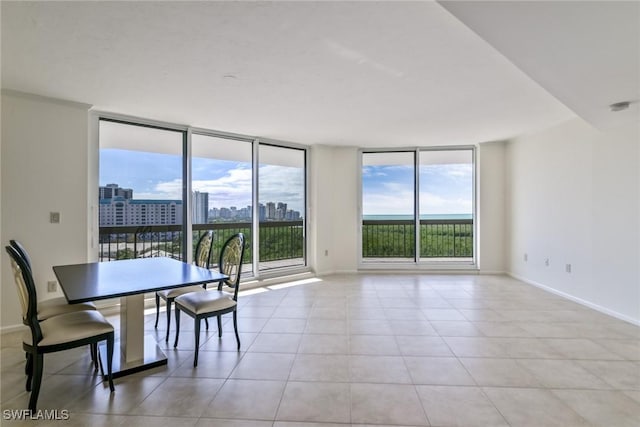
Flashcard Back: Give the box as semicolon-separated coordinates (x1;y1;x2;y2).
363;186;414;215
420;191;472;214
259;165;305;212
135;179;182;200
421;164;472;180
363;186;471;216
193;167;253;208
134;164;305;212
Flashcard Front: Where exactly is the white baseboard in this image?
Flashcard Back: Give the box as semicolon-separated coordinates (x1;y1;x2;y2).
479;270;506;275
508;272;640;326
1;324;26;335
332;269;359;275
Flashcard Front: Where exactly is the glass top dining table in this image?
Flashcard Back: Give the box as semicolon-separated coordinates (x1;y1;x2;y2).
53;257;228;378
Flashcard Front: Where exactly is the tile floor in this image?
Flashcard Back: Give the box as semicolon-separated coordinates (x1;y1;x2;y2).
1;274;639;426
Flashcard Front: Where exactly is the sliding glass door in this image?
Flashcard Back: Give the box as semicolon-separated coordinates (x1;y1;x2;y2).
99;116;308;278
258;144;306;272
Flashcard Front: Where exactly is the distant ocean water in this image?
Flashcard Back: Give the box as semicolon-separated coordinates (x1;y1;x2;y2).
363;214;472;220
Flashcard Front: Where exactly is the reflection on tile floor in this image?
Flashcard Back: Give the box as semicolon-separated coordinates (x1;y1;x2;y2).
2;274;639;426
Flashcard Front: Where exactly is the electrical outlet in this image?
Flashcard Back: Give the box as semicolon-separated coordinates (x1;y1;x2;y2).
47;281;57;293
566;264;572;273
524;253;528;262
545;258;550;267
50;212;60;223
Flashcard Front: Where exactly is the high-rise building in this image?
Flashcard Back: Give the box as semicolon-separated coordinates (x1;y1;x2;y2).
99;183;133;200
192;191;209;224
99;197;183;226
266;202;276;220
286;209;301;220
99;183;182;226
276;202;287;220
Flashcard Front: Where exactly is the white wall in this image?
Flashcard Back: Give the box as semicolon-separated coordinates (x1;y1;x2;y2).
309;145;359;275
308;145;332;274
506;118;640;323
477;141;506;273
330;147;360;273
1;91;91;330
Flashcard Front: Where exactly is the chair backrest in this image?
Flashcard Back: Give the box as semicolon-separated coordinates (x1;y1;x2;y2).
10;239;32;270
5;246;42;344
218;233;246;299
194;230;214;268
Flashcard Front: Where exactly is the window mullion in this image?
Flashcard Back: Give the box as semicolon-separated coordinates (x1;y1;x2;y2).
414;149;420;263
252;139;260;278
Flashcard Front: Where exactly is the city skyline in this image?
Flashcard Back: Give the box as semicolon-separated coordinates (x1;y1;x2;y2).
100;149;305;213
99;184;301;227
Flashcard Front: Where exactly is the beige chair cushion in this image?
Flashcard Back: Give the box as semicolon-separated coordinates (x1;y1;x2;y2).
157;285;206;300
24;310;113;347
37;297;96;321
175;290;236;315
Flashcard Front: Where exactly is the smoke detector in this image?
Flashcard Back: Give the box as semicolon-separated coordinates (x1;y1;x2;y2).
609;101;631;112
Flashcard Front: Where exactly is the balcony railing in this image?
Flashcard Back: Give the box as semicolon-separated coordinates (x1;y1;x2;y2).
99;218;471;264
98;221;304;265
362;219;473;259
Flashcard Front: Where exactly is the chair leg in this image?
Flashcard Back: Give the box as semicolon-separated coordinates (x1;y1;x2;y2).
106;335;115;392
233;310;241;351
90;343;99;372
194;318;201;367
25;353;33;391
173;307;181;348
154;293;160;328
24;352;31;375
98;345;106;378
217;315;222;338
165;299;172;342
28;354;44;411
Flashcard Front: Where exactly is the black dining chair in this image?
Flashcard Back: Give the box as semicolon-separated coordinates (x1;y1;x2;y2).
5;245;115;411
173;233;246;366
10;240;98;320
10;239;101;371
155;230;214;342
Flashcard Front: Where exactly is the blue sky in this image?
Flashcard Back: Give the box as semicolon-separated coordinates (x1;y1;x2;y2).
101;149;472;216
362;164;473;215
100;149;305;212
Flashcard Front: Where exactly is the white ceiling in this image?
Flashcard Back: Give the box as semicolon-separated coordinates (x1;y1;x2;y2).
2;1;637;147
440;0;640;131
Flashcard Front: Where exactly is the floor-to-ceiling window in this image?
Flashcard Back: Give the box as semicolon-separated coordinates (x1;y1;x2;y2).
98;116;307;278
191;133;254;276
98;119;186;261
361;151;416;262
258;144;306;272
360;147;475;266
419;149;474;261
